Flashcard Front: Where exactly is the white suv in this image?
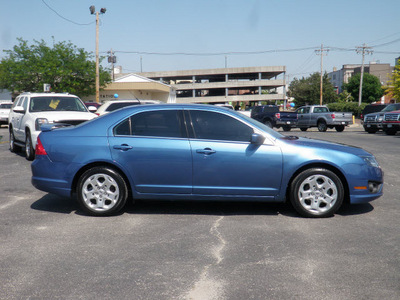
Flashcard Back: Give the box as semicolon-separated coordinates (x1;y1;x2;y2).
9;92;97;160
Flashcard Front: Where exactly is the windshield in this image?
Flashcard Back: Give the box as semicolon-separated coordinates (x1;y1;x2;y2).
236;111;284;139
30;96;88;112
0;103;12;109
382;104;400;112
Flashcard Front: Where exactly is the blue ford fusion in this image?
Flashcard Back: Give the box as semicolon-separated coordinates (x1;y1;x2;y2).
31;104;383;217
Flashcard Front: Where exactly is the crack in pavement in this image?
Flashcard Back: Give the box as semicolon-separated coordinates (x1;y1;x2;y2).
183;216;226;300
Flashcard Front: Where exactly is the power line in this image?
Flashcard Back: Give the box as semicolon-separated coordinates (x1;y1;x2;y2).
41;0;94;26
114;46;319;56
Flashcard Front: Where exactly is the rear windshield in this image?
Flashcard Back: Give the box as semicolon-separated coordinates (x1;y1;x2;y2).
30;97;87;112
106;102;140;112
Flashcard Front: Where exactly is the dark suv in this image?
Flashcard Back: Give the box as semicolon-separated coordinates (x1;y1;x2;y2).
363;103;400;133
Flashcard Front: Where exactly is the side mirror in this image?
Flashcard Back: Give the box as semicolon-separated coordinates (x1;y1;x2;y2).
13;106;25;114
250;133;265;145
88;106;98;113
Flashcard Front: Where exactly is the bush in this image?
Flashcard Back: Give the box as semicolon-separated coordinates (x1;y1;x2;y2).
327;102;368;117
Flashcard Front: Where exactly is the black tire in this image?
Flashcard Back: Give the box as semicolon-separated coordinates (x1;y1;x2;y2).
385;128;397;135
290;168;344;218
264;120;272;128
9;129;21;153
25;131;35;161
335;125;345;132
317;121;327;132
364;127;378;134
300;127;308;132
282;126;291;132
77;167;128;216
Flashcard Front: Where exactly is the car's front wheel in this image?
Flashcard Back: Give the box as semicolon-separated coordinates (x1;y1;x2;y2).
290;168;344;218
77;167;128;216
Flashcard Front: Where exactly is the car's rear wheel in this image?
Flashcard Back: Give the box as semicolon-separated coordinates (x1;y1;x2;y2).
77;167;128;216
25;131;35;161
9;129;21;153
290;168;344;218
282;126;291;132
264;120;272;128
335;125;345;132
317;121;327;132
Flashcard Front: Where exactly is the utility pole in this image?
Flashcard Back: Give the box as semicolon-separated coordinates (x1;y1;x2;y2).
315;44;329;105
90;6;106;103
356;44;373;106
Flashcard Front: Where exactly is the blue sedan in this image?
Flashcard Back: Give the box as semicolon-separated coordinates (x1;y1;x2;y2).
31;104;383;217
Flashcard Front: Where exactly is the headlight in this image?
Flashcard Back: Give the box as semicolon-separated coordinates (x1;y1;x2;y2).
35;118;49;131
362;156;380;168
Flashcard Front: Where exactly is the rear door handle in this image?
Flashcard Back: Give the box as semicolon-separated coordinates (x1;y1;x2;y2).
113;144;133;151
196;148;216;155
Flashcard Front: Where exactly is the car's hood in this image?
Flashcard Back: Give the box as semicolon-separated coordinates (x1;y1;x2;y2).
279;136;368;156
31;111;97;122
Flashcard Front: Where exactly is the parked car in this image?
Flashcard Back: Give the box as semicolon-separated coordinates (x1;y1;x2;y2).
0;102;13;127
83;102;102;112
360;104;387;120
31;104;383;218
9;92;97;160
251;105;297;131
382;109;400;135
363;103;400;134
95;99;161;116
296;105;353;132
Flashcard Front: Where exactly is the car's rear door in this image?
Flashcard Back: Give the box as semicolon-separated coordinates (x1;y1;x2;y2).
109;109;192;194
187;109;283;197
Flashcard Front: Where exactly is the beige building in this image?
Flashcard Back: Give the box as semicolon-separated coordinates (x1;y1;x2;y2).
82;74;173;103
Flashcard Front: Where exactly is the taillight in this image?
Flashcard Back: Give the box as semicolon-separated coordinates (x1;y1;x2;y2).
331;114;335;119
35;137;47;156
275;113;281;119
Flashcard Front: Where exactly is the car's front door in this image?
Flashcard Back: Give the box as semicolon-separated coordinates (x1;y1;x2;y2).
187;110;283;197
297;107;311;127
109;109;192;194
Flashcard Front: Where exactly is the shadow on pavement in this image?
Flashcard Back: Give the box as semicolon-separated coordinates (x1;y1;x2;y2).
31;194;374;218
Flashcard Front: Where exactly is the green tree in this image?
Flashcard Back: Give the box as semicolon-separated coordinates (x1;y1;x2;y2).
0;38;111;97
288;72;338;107
386;59;400;101
343;73;384;104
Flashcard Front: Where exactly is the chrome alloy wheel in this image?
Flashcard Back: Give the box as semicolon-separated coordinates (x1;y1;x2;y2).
82;173;120;212
297;174;338;215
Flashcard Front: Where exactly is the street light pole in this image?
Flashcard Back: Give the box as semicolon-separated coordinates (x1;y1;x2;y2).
90;6;106;104
95;11;100;103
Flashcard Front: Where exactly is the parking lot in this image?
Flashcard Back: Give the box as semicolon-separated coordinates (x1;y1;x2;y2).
0;124;399;300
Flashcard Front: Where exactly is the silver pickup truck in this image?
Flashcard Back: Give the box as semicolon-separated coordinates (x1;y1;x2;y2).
296;105;353;132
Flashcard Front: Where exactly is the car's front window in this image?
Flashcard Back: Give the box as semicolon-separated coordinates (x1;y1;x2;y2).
189;110;254;142
30;97;87;112
238;112;283;139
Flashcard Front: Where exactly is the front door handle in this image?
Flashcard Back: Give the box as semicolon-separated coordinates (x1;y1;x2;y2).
196;148;216;155
113;144;133;151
